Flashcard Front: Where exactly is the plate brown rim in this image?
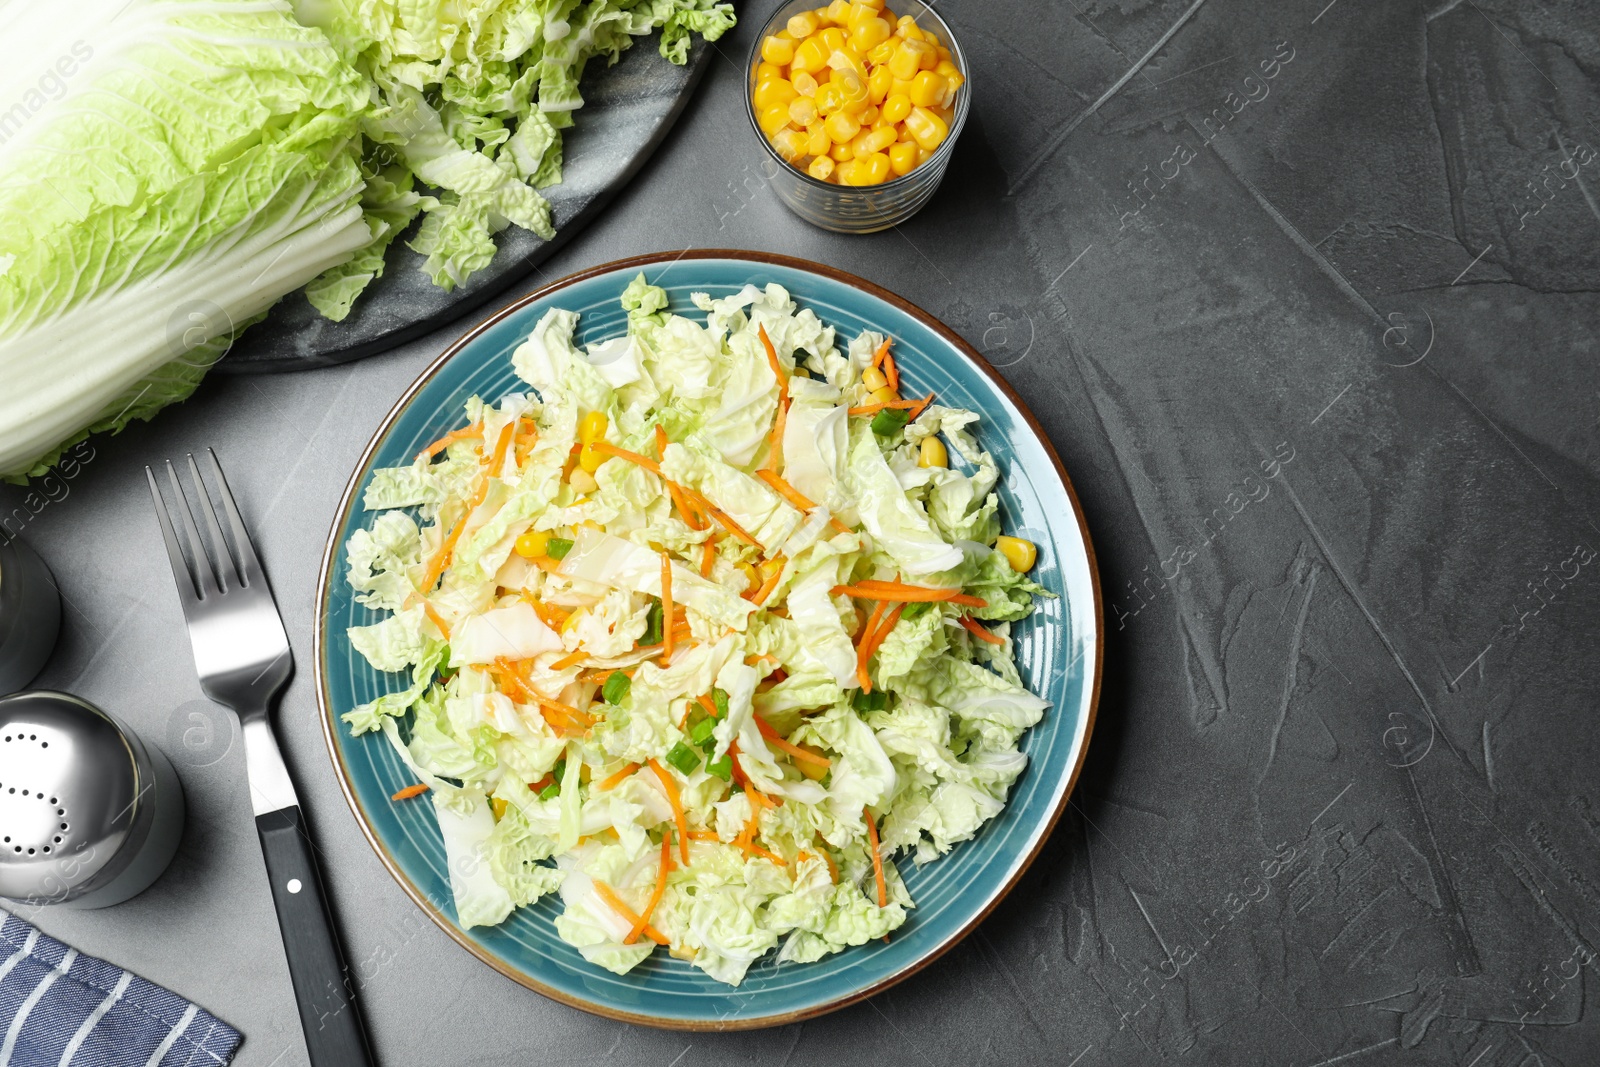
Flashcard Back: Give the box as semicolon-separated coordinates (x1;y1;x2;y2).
312;248;1104;1031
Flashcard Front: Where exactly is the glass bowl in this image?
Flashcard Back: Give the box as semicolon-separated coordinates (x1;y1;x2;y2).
745;0;971;233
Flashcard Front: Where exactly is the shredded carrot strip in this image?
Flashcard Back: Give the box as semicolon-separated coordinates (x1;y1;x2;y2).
728;740;749;787
418;423;483;459
755;468;816;511
699;536;717;577
420;421;514;591
846;398;922;416
687;830;720;841
522;594;570;629
628;834;673;944
531;556;565;574
759;323;787;392
551;649;586;670
766;397;788;473
744;781;776;810
857;603;906;695
870;337;892;371
681;488;758;546
907;392;936;421
660;553;675;665
697;693;719;719
748;843;788;866
855;600;887;691
654;424;670;458
648;759;691;864
391;783;430;801
496;658;593;728
745;653;781;667
755;717;832;767
820;845;840;884
598;762;640;790
752;559;785;606
590;441;662;475
592;881;669;946
665;478;703;530
865;806;887;908
834;581;987;607
960;615;1006;646
420;600;452;639
754;470;849;537
883;351;899;391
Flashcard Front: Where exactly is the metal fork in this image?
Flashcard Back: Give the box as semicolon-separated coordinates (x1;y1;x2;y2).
147;451;375;1067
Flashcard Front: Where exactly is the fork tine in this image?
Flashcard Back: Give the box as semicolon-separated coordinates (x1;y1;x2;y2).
165;460;219;599
203;448;265;588
146;466;200;608
186;453;239;592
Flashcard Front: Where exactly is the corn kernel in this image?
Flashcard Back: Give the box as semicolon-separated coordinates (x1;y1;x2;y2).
855;0;886;9
850;17;891;52
895;15;922;39
814;82;844;114
868;384;899;404
787;11;819;37
825;110;860;143
867;65;893;104
579;443;607;473
515;529;550;558
758;103;791;135
789;96;820;126
860;104;880;125
889;39;928;80
891;76;915;98
569;467;599;494
935;59;960;79
908;70;944;107
491;796;508;821
792;35;829;74
808;155;835;180
754;77;799;110
826;0;853;23
918;145;933;165
904;104;948;149
795;744;830;779
852;125;896;156
868;38;898;65
858;150;891;183
888;140;917;175
937;45;952;61
918;435;948;468
561;606;586;633
922;28;940;49
830;140;854;161
773;128;808;161
756;61;782;81
792;70;819;96
836;159;863;185
996;535;1038;573
762;36;795;65
806;123;831;156
846;3;874;30
578;410;608;446
881;93;911;124
861;365;888;390
819;26;846;51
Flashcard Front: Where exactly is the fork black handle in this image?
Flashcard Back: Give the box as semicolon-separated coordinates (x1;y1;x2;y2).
257;806;377;1067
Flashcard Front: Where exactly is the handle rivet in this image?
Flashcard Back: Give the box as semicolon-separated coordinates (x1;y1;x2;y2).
287;878;303;894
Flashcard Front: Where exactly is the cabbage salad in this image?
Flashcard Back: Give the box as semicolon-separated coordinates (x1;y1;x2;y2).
343;277;1052;984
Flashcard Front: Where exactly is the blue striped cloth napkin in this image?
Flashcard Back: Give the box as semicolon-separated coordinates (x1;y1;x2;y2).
0;912;242;1066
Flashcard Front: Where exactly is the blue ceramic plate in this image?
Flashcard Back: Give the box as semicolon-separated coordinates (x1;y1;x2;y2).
314;251;1102;1029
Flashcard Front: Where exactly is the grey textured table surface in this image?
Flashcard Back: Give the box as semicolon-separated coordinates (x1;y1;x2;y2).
6;1;1600;1064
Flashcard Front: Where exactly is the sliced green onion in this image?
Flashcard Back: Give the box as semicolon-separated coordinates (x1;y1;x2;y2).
666;741;701;775
602;671;631;705
712;687;729;718
706;754;733;781
689;717;716;746
871;408;910;436
545;536;574;560
851;689;888;712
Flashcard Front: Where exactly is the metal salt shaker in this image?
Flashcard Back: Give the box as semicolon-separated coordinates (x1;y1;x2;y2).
0;535;61;694
0;691;185;908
